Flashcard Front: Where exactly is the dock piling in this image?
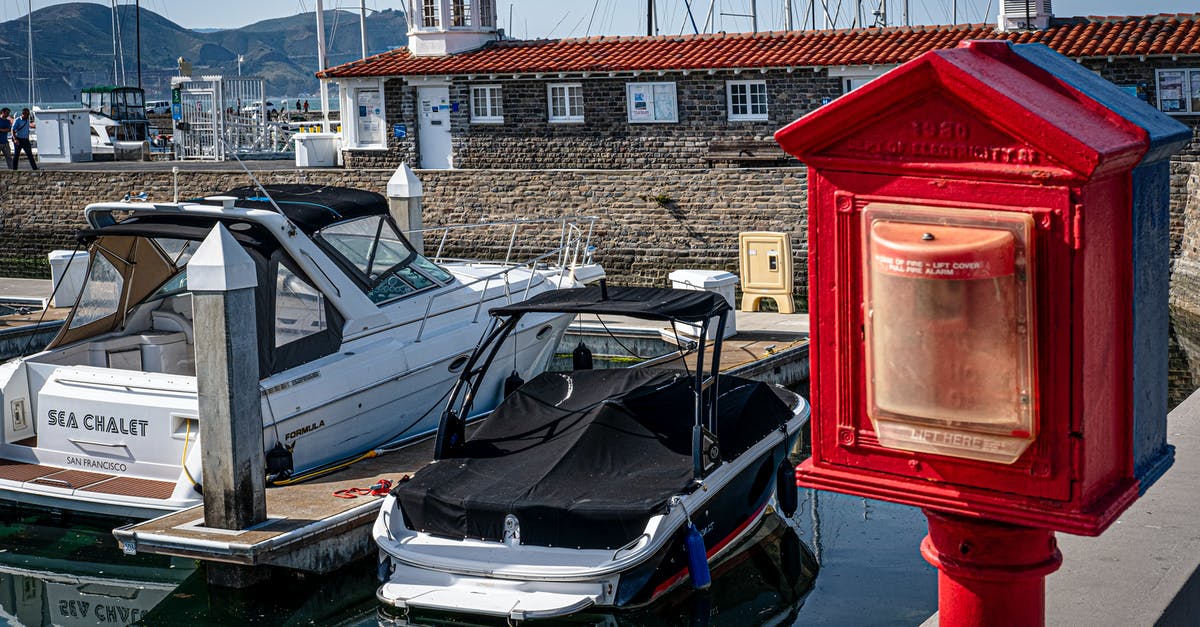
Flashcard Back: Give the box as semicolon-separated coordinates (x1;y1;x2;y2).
190;222;267;532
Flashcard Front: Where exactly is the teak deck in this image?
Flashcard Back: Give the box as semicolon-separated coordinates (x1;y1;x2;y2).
0;459;176;499
113;330;809;574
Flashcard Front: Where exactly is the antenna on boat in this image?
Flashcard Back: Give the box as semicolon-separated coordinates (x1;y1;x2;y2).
221;138;287;217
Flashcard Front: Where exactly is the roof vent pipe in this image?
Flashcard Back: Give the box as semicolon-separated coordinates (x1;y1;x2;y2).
997;0;1052;32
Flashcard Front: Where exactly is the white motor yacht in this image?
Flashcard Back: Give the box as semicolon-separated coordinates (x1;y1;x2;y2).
0;184;602;518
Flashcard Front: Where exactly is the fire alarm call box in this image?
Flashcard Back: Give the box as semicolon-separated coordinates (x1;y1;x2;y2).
775;40;1191;535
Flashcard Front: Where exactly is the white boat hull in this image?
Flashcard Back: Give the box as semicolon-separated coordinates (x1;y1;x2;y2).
374;407;808;620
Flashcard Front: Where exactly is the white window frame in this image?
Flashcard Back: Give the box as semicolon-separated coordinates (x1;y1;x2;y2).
470;84;503;123
450;0;472;27
547;83;584;123
626;82;678;123
1156;68;1200;115
726;79;768;121
478;0;494;26
421;0;440;28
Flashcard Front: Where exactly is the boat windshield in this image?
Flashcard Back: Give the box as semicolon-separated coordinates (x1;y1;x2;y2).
147;238;198;299
316;215;453;305
151;270;188;299
68;254;124;330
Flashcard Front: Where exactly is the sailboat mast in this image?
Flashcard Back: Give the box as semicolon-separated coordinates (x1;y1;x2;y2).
316;0;330;132
26;0;34;106
112;0;119;84
360;0;368;59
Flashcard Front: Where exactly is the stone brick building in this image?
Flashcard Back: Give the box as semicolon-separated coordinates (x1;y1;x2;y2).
320;3;1200;172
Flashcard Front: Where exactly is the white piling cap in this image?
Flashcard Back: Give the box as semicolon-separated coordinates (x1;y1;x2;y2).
189;224;258;292
387;164;423;199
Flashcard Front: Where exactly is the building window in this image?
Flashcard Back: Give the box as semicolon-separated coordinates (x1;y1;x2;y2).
451;0;471;27
479;0;494;26
1156;68;1200;114
626;82;678;123
727;80;768;121
471;85;503;123
422;0;439;27
548;83;584;123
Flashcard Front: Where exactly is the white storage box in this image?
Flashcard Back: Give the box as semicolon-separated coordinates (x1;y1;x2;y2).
48;250;89;308
31;107;93;163
294;132;341;167
668;269;738;340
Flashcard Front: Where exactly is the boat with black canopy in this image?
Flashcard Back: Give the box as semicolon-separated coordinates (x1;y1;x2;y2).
374;284;809;621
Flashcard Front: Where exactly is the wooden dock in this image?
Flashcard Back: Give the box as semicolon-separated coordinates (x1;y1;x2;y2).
114;434;436;583
112;324;809;586
0;304;67;361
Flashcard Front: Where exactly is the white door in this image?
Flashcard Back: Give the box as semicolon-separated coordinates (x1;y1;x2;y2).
417;86;453;169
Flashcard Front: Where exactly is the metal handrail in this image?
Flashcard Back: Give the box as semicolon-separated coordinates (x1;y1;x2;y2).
405;215;598;261
412;217;598;342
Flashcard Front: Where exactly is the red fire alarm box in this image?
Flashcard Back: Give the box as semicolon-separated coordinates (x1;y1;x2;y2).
776;40;1189;535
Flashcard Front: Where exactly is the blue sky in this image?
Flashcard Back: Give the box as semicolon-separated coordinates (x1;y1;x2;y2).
5;1;1198;37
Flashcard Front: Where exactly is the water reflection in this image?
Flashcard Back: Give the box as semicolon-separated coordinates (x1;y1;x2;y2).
139;558;381;626
1168;309;1200;409
0;508;191;626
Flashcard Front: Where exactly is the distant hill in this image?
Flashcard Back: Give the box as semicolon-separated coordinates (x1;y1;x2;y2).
0;2;408;102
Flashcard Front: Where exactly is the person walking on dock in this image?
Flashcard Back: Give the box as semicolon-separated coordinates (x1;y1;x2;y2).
0;108;12;169
303;100;309;114
10;109;36;171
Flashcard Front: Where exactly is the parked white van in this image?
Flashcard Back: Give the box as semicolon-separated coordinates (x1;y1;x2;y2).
145;100;171;115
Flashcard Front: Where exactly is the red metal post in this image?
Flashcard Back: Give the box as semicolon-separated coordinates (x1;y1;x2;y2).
920;510;1063;627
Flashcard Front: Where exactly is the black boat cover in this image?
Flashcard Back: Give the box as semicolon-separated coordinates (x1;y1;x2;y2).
394;367;793;550
490;286;730;324
213;184;389;234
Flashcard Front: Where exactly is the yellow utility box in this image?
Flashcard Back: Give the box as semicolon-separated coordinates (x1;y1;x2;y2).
738;231;795;314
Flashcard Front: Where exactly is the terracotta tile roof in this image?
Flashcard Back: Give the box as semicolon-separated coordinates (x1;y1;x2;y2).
320;14;1200;79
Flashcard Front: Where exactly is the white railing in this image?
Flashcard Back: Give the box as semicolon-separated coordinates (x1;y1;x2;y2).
409;216;598;342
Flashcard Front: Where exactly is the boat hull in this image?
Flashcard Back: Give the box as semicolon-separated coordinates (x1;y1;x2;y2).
375;408;807;620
